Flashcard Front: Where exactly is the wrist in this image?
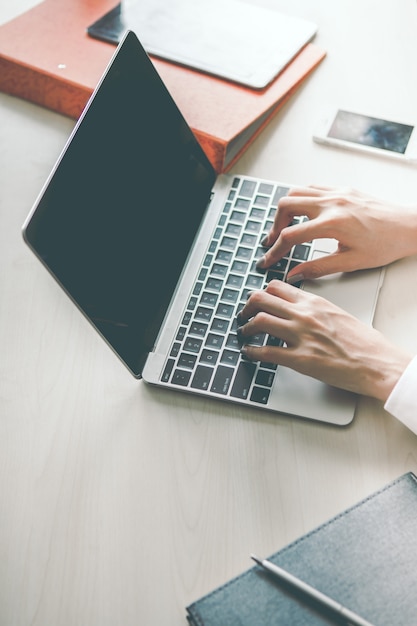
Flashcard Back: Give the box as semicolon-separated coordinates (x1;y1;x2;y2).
399;205;417;258
364;352;412;402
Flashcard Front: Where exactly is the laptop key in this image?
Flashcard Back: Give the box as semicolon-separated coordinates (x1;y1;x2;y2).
172;369;192;386
231;210;246;223
182;311;192;325
195;306;213;322
246;274;263;289
255;369;276;387
161;358;175;383
205;333;224;349
184;337;203;353
267;335;283;347
226;333;240;349
216;250;233;263
170;342;181;357
230;361;256;399
215;303;235;318
272;186;290;205
236;246;252;260
232;260;249;274
245;220;261;233
292;244;311;261
226;223;242;236
201;292;218;307
266;271;285;283
250;207;266;219
189;321;208;336
188;296;198;310
258;182;274;195
220;349;240;366
212;263;228;277
200;349;219;365
176;326;187;341
241;233;257;246
191;365;214;390
221;236;238;250
206;277;223;291
253;195;269;207
178;353;198;369
210;365;234;395
210;317;229;333
250;386;271;404
226;274;244;288
260;362;278;371
221;288;239;303
235;198;250;210
239;179;257;198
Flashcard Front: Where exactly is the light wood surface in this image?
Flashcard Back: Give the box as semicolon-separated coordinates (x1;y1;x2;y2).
2;1;417;624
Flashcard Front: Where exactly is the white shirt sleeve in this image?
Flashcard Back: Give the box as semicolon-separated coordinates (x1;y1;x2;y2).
384;355;417;434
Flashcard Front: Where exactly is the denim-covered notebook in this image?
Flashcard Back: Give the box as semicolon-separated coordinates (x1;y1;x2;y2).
186;472;417;625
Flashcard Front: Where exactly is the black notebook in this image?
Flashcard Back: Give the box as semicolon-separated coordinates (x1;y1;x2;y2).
186;472;417;625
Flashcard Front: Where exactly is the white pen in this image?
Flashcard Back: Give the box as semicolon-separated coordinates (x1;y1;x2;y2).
251;554;376;626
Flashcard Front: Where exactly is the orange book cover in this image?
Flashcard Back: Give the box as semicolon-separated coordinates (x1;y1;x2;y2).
0;0;326;172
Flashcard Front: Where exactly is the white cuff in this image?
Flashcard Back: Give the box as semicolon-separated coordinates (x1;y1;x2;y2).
384;354;417;434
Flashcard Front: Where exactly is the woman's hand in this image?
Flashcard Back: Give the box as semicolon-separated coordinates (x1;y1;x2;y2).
257;186;417;282
238;281;411;401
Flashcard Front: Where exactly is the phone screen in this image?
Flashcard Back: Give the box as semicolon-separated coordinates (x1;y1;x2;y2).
328;110;414;154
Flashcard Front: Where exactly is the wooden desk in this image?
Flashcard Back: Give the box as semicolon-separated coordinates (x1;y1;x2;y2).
1;1;417;624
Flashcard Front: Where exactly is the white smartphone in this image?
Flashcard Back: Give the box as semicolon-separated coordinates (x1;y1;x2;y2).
313;109;417;164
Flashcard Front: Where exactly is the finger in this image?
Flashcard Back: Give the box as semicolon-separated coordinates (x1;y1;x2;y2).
264;195;327;248
286;255;345;281
239;291;289;324
239;281;301;322
306;185;336;192
286;248;369;280
258;218;335;269
262;188;319;246
265;278;305;300
240;343;288;365
238;311;294;344
286;185;334;198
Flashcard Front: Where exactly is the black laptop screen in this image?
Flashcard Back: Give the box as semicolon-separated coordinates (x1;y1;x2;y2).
23;31;216;377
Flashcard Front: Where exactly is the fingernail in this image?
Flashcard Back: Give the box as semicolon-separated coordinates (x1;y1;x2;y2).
287;273;304;285
261;235;269;247
240;345;255;361
256;256;266;270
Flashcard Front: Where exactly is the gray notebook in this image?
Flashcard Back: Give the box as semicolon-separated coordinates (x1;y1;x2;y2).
187;472;417;625
87;0;317;89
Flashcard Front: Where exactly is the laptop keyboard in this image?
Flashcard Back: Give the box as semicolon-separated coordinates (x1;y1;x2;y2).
161;176;312;405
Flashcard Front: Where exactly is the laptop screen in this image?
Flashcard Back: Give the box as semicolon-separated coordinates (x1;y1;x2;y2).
23;31;216;377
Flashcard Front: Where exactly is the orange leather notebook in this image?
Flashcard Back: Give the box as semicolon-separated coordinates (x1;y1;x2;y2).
0;0;326;172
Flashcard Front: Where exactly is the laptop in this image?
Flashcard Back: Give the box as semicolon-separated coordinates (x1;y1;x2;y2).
87;0;317;90
22;31;384;426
